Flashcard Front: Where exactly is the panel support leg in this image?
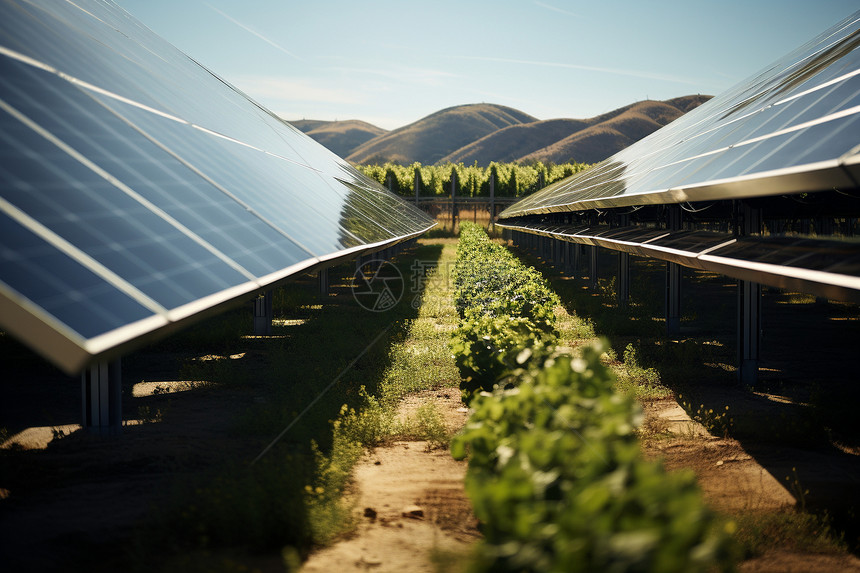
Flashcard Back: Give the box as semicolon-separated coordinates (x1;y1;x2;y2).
82;358;122;436
589;246;598;289
666;262;681;335
738;279;761;387
737;202;762;387
563;242;573;276
617;251;629;307
318;267;329;296
666;204;683;335
253;290;273;336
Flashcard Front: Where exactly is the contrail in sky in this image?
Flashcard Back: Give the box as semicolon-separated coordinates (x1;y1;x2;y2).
534;1;581;18
204;2;302;60
456;55;701;86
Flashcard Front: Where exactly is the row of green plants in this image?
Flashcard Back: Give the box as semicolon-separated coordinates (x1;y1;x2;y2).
448;222;737;572
356;160;589;198
450;222;560;400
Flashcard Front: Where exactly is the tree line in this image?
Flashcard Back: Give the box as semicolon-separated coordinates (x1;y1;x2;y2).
356;161;590;198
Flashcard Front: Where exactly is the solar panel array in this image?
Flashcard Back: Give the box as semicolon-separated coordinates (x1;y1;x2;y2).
500;10;860;218
499;221;860;301
0;0;434;374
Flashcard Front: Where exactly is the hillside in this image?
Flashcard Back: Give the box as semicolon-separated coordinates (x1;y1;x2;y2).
449;96;711;165
287;95;711;166
345;103;537;165
440;118;590;165
290;119;387;159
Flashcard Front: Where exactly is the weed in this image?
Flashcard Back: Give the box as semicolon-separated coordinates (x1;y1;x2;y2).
337;390;396;447
784;467;810;512
412;403;451;448
136;405;164;424
616;343;671;400
306;427;362;545
731;509;845;557
680;398;733;438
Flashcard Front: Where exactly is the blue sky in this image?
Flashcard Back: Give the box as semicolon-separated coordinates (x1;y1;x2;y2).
117;0;858;130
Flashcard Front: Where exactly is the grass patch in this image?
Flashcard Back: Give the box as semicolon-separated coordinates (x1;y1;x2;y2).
123;242;448;566
127;238;463;569
732;510;846;557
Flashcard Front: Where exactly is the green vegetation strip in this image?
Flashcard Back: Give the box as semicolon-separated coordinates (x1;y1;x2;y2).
131;240;460;570
356;160;589;198
449;223;737;572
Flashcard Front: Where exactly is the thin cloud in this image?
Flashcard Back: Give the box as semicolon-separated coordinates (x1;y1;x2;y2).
534;1;581;18
203;3;302;61
457;54;702;86
330;65;458;87
235;76;361;104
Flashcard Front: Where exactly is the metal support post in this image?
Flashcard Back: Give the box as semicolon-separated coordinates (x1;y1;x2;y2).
563;242;574;275
737;202;762;387
489;172;495;232
589;245;598;289
318;267;329;296
666;262;681;334
450;170;457;233
82;358;122;435
617;251;629;307
666;205;682;334
253;290;273;336
738;278;761;387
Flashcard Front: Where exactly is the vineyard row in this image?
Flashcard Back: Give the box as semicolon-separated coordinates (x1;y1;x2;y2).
355;160;590;198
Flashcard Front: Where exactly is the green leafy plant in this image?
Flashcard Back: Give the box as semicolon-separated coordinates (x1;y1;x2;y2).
450;314;554;399
357;160;590;198
452;344;738;572
450;223;560;400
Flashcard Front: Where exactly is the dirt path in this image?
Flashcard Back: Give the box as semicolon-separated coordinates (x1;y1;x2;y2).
304;389;860;573
302;391;478;572
640;398;860;572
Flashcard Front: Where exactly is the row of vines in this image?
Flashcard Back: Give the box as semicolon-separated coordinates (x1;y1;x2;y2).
355;160;589;198
448;223;737;572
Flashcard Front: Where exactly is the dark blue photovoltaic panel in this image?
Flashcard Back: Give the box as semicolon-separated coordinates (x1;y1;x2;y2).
0;109;257;310
0;58;314;278
500;11;860;218
90;97;382;251
0;211;155;339
0;0;434;373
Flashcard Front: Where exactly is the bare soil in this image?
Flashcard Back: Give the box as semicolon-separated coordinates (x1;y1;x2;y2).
301;390;477;573
2;250;860;571
638;397;860;572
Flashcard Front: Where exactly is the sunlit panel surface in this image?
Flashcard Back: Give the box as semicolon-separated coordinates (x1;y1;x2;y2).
498;222;860;302
500;11;860;218
0;0;434;374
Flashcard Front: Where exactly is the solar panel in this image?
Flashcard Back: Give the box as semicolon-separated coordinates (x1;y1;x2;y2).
500;11;860;218
499;221;860;301
0;0;434;375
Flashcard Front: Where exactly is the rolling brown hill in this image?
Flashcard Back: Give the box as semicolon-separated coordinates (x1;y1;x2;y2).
440;118;590;165
450;96;712;165
344;103;537;165
287;95;711;165
290;119;387;159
